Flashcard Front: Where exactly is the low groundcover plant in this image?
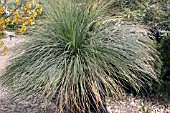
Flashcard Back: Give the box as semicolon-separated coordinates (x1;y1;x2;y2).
1;0;161;113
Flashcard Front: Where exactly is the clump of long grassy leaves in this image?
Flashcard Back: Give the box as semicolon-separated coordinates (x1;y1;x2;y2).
1;0;161;112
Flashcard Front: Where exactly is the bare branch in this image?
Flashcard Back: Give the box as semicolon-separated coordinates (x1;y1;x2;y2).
2;0;7;7
5;1;24;19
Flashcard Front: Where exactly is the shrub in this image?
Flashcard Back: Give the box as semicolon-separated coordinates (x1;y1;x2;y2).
1;0;161;112
0;40;8;55
0;0;42;55
159;36;170;77
109;0;170;25
0;0;42;35
154;24;170;100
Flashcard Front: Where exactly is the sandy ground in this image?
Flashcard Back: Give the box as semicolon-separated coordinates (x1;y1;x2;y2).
0;32;170;113
0;32;27;100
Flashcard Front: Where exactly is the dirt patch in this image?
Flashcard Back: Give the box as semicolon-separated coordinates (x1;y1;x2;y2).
0;33;27;103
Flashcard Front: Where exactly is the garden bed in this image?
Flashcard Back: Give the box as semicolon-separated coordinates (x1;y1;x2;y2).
0;30;169;113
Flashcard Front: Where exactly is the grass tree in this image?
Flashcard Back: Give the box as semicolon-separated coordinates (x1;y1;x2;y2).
1;0;161;112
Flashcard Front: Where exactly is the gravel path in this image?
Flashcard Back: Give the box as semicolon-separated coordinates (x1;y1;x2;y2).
0;32;170;113
0;32;34;113
0;32;24;101
106;96;170;113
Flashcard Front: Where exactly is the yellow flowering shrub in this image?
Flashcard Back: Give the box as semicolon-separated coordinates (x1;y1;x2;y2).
0;40;7;55
0;0;43;55
0;0;42;35
18;25;27;34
